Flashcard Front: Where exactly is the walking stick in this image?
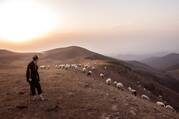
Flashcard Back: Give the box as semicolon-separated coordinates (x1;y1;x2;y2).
27;82;31;110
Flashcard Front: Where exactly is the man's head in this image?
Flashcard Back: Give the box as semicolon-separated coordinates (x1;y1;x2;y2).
32;55;39;63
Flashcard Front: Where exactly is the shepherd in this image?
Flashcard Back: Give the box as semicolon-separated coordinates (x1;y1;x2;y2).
26;55;45;101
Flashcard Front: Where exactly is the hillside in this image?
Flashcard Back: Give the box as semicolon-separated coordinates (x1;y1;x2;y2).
42;46;95;60
166;64;179;71
141;53;179;82
142;53;179;70
126;61;161;74
0;46;179;119
165;64;179;82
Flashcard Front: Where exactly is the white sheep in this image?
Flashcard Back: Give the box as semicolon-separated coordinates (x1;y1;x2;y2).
57;64;63;69
71;64;76;68
60;64;65;69
156;101;165;107
137;81;140;84
91;66;95;70
82;68;86;73
106;78;112;85
116;82;124;90
113;81;118;86
85;65;90;69
55;65;58;69
65;64;71;69
74;65;78;70
141;94;150;100
158;95;162;98
128;87;137;96
57;65;61;69
165;105;175;112
100;73;104;78
58;64;62;69
40;65;50;70
47;65;50;69
40;65;46;70
87;71;92;76
78;64;82;67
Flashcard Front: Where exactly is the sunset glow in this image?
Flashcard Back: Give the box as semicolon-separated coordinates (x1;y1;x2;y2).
0;0;178;55
0;1;59;43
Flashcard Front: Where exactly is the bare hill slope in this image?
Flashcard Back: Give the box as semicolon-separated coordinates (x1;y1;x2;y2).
0;46;179;119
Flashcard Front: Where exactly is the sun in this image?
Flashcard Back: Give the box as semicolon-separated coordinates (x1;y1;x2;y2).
0;1;59;43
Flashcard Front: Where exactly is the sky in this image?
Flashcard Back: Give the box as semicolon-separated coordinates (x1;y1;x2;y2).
0;0;178;56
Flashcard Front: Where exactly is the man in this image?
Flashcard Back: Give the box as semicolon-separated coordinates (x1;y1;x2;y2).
26;55;44;101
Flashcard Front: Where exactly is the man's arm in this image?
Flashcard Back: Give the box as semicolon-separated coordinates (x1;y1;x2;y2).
26;64;31;83
36;65;40;81
37;71;40;81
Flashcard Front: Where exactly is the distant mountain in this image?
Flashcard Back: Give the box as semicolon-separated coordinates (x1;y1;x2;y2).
0;49;16;56
0;49;34;68
112;54;147;61
141;53;179;70
126;61;164;76
112;52;168;61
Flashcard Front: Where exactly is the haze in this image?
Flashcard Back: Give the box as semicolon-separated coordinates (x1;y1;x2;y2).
0;0;178;56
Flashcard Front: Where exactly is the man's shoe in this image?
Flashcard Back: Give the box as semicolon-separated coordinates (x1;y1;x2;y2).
39;94;45;101
32;96;37;101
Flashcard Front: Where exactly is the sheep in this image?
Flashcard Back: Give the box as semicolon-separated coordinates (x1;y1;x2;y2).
57;65;62;69
106;78;112;85
47;65;50;69
158;95;162;99
156;101;165;107
91;66;95;70
165;105;175;112
137;85;142;88
55;65;58;69
60;64;65;69
78;64;82;67
82;67;86;73
100;73;104;78
116;82;124;90
85;65;90;69
87;71;92;76
74;65;78;70
57;64;62;69
104;66;107;70
128;87;137;96
71;64;78;70
40;65;46;69
141;94;150;101
113;81;118;86
71;64;76;68
40;65;51;70
64;64;71;70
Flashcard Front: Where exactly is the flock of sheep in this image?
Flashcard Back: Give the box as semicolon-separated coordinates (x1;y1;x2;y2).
40;63;176;112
